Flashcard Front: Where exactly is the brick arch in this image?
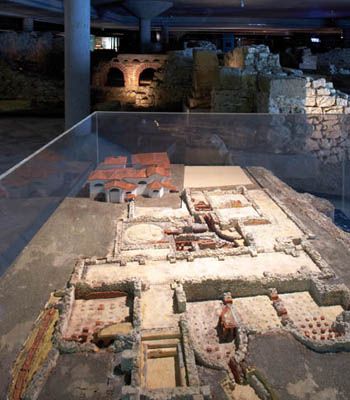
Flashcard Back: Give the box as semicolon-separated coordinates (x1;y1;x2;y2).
93;55;167;90
138;67;157;86
135;63;162;85
94;61;129;87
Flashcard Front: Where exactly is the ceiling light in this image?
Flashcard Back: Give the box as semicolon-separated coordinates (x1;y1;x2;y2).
240;0;245;7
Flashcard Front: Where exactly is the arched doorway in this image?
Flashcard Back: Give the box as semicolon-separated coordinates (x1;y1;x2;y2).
139;68;155;86
94;192;106;202
106;68;125;87
109;188;122;203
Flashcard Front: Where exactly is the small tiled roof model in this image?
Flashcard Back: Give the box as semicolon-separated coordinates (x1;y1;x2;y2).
88;151;177;203
131;152;170;167
88;168;148;181
104;180;137;191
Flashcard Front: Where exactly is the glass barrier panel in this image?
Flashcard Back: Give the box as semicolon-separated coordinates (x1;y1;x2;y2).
0;113;98;275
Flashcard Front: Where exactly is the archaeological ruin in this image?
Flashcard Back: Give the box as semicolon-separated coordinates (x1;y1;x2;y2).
4;162;350;400
1;1;350;400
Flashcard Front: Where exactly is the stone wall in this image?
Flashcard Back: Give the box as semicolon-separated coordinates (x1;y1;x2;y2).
211;44;350;116
0;59;64;112
188;50;220;109
317;48;350;74
259;75;350;114
0;31;64;113
0;31;63;75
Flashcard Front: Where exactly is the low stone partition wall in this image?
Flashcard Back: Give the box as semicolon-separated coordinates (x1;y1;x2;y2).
181;274;311;303
182;275;350;310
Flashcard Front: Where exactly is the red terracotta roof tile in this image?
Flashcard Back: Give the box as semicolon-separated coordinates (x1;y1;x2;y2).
109;168;147;179
104;180;137;191
89;168;147;181
146;166;170;177
148;181;163;190
131;152;170;166
88;169;113;181
161;180;178;191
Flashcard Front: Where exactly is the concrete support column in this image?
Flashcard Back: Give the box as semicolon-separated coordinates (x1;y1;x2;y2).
64;0;91;130
140;18;151;52
343;28;350;48
162;24;169;47
22;17;34;32
124;1;172;53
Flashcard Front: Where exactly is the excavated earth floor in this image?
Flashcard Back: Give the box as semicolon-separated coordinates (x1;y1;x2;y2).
246;331;350;400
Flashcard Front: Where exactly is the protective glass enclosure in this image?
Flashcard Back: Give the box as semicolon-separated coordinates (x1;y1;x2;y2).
0;111;349;275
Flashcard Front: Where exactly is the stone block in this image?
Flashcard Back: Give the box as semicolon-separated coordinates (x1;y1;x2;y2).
305;87;316;97
176;286;187;313
311;129;322;139
201;386;212;400
317;88;331;96
312;78;326;89
215;67;242;90
323;106;344;114
193;50;219;92
121;386;140;400
306;138;319;151
224;47;248;68
121;349;134;372
316;96;336;108
336;97;348;107
268;76;306;98
304;97;316;107
305;107;323;114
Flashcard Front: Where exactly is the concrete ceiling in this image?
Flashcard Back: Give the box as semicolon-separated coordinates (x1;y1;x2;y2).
1;0;350;31
93;0;350;18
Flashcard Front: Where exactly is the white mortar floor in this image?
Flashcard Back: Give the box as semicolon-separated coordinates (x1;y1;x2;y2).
134;204;190;219
233;295;282;332
183;166;254;188
244;189;304;249
141;285;179;330
83;251;321;286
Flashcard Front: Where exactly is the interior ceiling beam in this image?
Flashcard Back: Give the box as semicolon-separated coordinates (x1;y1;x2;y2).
92;0;120;5
1;0;350;32
1;0;63;13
